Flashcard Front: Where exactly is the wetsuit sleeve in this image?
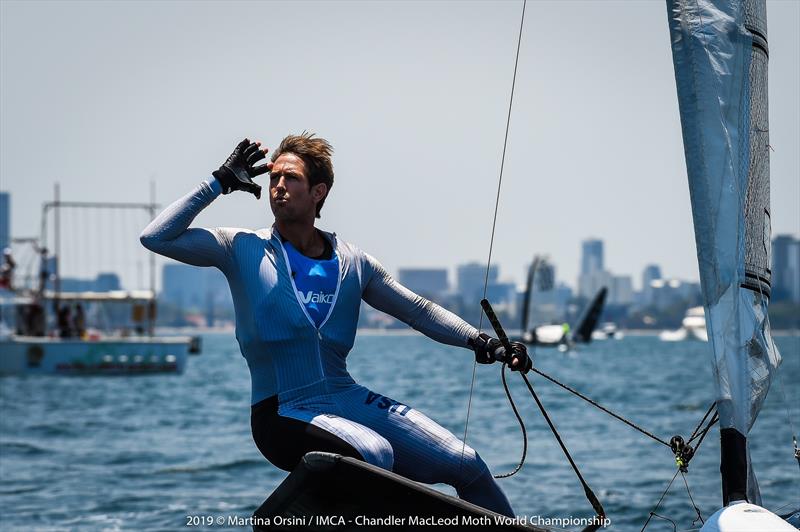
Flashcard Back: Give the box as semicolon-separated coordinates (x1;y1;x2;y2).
360;252;479;348
139;179;233;270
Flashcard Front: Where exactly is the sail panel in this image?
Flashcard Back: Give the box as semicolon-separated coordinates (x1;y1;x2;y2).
667;0;781;505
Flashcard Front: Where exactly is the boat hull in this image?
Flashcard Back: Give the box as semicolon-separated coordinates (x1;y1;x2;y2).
700;501;798;531
0;336;190;375
254;452;549;531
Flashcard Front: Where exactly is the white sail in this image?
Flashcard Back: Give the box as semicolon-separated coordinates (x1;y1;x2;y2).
667;0;781;506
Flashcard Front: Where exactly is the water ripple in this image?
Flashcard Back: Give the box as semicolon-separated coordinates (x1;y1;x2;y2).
0;333;797;531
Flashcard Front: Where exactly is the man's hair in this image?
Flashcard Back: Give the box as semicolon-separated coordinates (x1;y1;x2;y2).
271;132;334;218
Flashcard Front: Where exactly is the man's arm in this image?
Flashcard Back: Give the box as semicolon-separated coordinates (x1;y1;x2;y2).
140;138;270;270
360;251;478;348
139;179;233;270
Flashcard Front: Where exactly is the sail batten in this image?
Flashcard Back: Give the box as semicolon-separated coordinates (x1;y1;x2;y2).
667;0;781;507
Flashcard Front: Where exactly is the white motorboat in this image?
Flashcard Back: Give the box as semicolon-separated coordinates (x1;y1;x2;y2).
659;306;708;342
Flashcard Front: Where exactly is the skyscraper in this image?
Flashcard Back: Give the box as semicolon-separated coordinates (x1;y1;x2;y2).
642;264;662;305
578;238;607;298
772;235;800;303
581;239;604;275
0;192;9;251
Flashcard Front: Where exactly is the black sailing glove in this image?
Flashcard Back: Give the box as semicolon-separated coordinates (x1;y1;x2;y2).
469;333;505;365
212;138;269;199
469;333;533;373
507;341;532;373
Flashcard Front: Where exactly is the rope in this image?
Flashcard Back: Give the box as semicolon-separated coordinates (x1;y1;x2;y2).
493;363;528;478
530;366;672;448
646;512;677;532
481;299;605;528
681;471;704;527
459;0;527;474
640;469;680;532
689;411;718;451
520;371;605;522
687;402;716;443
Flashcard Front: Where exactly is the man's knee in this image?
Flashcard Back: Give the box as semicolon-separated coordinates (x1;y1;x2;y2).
447;446;489;490
359;434;394;471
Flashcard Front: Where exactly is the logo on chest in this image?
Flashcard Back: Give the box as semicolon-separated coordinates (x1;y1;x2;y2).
299;291;335;304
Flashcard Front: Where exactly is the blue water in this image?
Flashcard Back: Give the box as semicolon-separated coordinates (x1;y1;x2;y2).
1;333;798;531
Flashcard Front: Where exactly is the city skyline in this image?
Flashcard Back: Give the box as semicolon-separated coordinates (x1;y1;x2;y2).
1;1;798;291
1;187;797;298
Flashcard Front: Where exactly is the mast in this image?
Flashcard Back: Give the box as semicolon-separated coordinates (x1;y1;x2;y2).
668;0;780;507
54;183;61;313
149;181;156;337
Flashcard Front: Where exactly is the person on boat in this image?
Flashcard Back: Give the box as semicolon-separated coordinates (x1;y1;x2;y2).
0;248;15;290
57;305;73;339
140;134;532;516
73;303;86;339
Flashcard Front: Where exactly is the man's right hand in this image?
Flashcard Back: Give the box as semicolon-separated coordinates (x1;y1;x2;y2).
469;333;505;365
212;138;271;199
469;333;532;373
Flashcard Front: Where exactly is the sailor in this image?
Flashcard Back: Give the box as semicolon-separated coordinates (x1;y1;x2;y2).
0;248;15;290
140;135;532;516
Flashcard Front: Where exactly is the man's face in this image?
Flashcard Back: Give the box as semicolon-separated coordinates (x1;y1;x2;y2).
268;153;326;222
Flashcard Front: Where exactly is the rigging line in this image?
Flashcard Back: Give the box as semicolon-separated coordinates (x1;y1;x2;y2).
480;299;605;528
520;372;605;521
681;471;705;526
640;469;680;532
691;412;718;452
459;0;527;472
494;362;527;478
529;366;672;448
687;401;716;441
646;513;677;532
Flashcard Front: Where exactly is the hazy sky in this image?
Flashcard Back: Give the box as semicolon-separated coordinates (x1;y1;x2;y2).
1;0;798;292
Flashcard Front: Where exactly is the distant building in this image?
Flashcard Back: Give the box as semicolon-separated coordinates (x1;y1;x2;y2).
162;264;205;308
534;259;555;291
648;278;701;310
485;281;517;312
579;269;612;299
60;272;121;292
772;235;800;303
578;239;610;298
161;263;232;318
95;273;122;292
0;192;9;251
609;275;634;305
581;239;604;275
641;264;662;305
398;268;448;299
456;262;498;304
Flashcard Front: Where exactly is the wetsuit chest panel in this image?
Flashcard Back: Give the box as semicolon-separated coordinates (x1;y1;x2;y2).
319;262;362;353
230;234;309;344
283;241;339;328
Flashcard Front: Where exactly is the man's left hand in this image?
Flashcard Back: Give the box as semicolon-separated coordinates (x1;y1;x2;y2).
507;342;532;373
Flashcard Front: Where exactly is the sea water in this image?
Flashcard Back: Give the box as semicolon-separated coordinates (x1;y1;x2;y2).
1;333;797;531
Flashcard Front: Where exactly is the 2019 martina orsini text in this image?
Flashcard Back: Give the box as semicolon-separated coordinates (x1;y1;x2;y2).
190;513;612;528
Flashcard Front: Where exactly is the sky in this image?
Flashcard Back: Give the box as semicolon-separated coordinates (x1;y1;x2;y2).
1;0;798;293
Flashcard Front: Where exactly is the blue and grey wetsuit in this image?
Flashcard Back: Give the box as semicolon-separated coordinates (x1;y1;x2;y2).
140;179;513;515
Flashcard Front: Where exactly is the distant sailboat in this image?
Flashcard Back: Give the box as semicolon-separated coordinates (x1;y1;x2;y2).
518;256;607;350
